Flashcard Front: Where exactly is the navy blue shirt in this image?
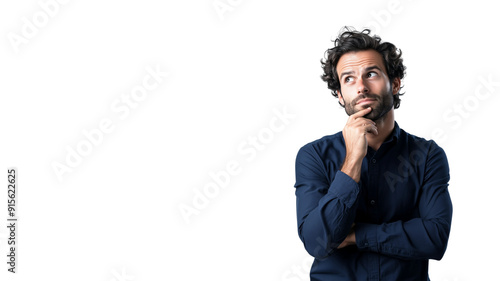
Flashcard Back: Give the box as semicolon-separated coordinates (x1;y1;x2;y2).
294;122;452;280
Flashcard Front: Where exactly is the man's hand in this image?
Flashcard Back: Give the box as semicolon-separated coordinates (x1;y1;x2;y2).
341;107;378;182
338;224;356;249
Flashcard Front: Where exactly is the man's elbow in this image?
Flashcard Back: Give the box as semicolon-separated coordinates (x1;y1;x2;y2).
427;221;451;260
429;240;449;260
299;232;342;259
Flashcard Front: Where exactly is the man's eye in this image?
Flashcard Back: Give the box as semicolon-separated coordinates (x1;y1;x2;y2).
345;77;353;83
367;72;378;78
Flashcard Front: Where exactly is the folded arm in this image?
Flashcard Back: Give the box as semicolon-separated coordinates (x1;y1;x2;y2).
355;142;453;260
295;145;360;259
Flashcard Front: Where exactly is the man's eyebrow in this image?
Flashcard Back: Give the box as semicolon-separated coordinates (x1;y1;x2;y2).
339;70;354;80
365;65;383;72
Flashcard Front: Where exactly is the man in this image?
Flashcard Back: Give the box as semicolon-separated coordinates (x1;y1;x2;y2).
294;27;452;280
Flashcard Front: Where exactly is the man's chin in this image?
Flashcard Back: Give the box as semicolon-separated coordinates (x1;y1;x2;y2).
354;105;379;120
357;106;379;120
345;104;386;121
362;111;378;121
364;107;392;121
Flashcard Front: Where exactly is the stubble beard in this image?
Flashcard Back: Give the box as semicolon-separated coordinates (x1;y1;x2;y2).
344;87;395;121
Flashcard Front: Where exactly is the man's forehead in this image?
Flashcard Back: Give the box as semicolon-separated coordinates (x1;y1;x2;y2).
337;49;386;73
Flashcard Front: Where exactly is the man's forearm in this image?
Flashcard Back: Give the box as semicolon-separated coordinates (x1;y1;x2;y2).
341;156;362;183
355;217;451;260
337;224;356;249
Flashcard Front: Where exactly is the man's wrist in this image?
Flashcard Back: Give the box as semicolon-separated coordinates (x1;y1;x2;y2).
341;156;363;182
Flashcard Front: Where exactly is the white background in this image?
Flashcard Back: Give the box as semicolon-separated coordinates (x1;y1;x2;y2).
1;0;499;280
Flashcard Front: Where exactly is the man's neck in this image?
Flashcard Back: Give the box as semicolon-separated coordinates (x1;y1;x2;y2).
367;109;395;151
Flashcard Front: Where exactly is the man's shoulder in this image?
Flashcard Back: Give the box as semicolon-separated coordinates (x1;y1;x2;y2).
295;131;346;167
299;131;344;151
295;131;346;164
399;127;446;157
398;127;450;180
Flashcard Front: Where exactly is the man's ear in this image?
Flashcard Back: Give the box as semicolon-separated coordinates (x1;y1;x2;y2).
392;77;401;95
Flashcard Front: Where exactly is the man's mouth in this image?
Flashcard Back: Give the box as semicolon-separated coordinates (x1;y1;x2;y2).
356;98;376;105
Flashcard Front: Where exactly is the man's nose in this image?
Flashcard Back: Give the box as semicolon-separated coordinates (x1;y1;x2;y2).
356;77;369;94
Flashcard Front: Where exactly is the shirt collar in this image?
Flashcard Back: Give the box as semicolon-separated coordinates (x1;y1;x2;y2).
386;121;401;144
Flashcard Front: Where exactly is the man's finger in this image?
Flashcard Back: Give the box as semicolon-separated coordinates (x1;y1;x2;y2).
366;123;378;136
351;107;372;119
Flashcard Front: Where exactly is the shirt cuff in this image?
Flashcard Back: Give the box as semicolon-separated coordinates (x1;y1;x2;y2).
327;170;360;207
355;223;378;252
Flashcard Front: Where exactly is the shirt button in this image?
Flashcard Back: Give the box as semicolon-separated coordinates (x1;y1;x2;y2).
370;200;376;206
371;159;376;164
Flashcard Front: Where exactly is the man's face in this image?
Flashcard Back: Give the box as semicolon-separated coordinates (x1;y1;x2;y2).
336;49;400;121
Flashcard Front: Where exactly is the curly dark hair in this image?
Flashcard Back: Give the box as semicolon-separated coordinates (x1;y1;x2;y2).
321;27;406;109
